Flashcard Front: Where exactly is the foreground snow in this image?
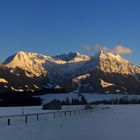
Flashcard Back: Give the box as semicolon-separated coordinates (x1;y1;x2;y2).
0;105;140;140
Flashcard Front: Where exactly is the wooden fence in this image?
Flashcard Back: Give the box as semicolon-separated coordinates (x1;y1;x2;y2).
0;108;94;126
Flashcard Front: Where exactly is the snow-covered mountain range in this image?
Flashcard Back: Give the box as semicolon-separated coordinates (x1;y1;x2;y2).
1;50;140;94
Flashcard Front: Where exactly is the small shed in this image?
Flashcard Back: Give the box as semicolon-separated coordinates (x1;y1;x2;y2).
43;99;61;110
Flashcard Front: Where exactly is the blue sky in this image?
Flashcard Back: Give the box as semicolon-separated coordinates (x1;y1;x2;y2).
0;0;140;65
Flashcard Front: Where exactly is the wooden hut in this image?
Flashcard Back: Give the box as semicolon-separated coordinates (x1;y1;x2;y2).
43;99;61;110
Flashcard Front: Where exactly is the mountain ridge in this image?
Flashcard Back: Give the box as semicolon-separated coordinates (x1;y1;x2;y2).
1;50;140;94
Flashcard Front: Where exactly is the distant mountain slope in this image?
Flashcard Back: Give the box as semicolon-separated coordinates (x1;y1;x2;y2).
2;50;140;94
62;51;140;94
0;65;42;93
3;51;91;84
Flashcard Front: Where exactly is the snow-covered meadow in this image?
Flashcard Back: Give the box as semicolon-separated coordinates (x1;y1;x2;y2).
0;93;140;140
0;105;140;140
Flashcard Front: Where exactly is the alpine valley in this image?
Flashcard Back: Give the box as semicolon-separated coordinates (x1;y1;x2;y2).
1;50;140;94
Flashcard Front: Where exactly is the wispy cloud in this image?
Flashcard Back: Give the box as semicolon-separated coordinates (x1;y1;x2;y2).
81;44;108;52
81;44;132;55
114;44;132;54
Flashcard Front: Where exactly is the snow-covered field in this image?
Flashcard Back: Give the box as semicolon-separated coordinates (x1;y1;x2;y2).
0;105;87;127
40;93;140;104
0;106;45;117
0;105;140;140
1;93;140;140
0;105;86;117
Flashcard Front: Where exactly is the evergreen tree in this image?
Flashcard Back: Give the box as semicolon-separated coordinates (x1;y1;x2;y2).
81;96;87;105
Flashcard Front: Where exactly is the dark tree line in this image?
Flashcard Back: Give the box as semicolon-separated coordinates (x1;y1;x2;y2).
0;94;41;107
61;96;87;105
91;96;140;105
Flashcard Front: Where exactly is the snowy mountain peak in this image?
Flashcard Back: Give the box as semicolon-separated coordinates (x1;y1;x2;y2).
92;50;129;64
3;51;91;79
3;51;49;77
4;51;47;64
54;52;90;62
96;50;120;59
92;50;140;74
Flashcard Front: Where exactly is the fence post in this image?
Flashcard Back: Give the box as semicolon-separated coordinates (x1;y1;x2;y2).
70;111;71;116
53;113;55;119
25;116;28;124
64;111;66;116
8;119;10;126
37;114;39;121
74;110;76;115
